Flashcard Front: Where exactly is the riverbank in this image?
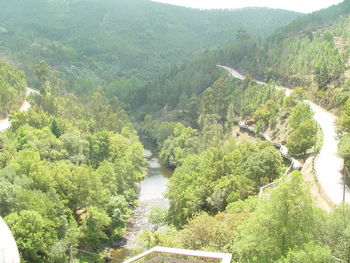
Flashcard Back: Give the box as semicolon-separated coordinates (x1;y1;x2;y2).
110;146;173;261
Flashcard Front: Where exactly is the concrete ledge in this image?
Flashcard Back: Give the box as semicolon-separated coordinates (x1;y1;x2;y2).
123;246;232;263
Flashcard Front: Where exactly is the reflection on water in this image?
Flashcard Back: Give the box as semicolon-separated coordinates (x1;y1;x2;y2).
139;148;170;206
110;146;173;261
139;174;168;202
148;158;161;169
143;149;152;158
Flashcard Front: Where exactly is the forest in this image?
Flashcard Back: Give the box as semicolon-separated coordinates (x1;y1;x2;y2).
1;0;350;263
0;62;146;262
0;61;26;117
0;0;299;84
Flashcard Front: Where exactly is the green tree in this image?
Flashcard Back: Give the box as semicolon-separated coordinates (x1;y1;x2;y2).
338;134;350;168
283;87;307;109
5;210;57;263
244;145;283;188
148;206;168;229
287;119;317;156
180;212;249;252
50;119;62;138
87;131;111;168
226;103;235;131
160;123;199;167
288;103;313;130
34;61;51;94
253;100;278;132
319;204;350;262
337;98;350;133
0;61;27;116
277;243;332;263
81;206;111;247
234;171;318;263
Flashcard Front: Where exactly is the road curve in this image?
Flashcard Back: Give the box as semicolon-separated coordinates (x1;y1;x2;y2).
0;88;37;132
218;65;350;205
308;101;349;204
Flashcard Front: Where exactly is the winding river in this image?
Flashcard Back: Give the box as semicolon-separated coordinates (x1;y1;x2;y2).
110;144;172;261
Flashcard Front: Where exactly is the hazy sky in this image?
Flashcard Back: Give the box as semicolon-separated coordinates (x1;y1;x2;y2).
151;0;344;13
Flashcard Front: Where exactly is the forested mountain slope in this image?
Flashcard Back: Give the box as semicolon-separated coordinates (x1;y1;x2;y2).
4;1;350;262
0;0;299;83
109;4;350;261
0;60;147;262
133;62;350;263
218;0;350;110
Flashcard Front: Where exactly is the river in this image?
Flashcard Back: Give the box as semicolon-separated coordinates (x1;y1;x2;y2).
110;145;172;261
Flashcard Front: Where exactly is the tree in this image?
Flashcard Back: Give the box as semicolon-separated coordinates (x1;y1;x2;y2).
337;98;350;133
244;146;283;188
234;171;319;263
180;212;249;252
137;227;181;250
287;119;316;156
166;142;275;227
155;122;177;146
81;206;111;247
288;103;313;130
236;28;251;40
283;87;307;109
0;61;27;116
338;134;350;167
319;204;350;262
61;132;89;165
148;206;168;229
34;60;50;93
160;123;199;168
11;109;51;131
87;131;111;168
277;243;332;263
5;210;57;262
314;60;331;89
50;119;62;138
198;114;223;150
226;103;235;131
253;100;278;132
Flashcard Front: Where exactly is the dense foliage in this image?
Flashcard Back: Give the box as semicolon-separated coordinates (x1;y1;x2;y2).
0;0;299;85
217;1;350;110
0;61;26;116
0;62;146;262
136;70;320;229
139;172;350;263
166;141;283;227
2;1;350;263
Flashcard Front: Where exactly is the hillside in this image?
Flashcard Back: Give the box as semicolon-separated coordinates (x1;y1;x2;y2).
0;0;299;84
111;2;350;261
218;0;350;110
0;60;148;262
0;61;27;117
3;1;350;263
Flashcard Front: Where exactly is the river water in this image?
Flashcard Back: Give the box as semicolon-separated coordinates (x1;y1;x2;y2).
110;147;172;261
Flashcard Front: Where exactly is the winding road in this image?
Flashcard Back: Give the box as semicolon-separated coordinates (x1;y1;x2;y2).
0;88;37;132
218;65;350;205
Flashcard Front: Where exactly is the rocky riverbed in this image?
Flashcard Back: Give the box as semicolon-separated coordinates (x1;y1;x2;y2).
110;148;172;261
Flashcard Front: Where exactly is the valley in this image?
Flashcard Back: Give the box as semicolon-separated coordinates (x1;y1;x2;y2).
1;1;350;263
